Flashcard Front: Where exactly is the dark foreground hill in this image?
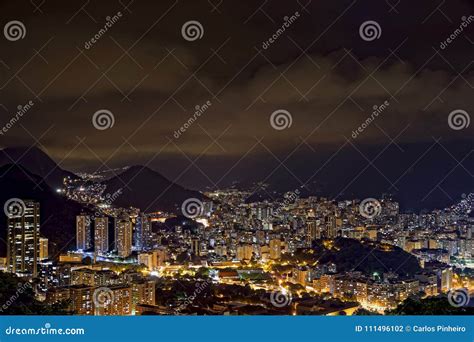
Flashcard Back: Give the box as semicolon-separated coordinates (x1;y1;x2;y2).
0;164;86;257
283;238;421;277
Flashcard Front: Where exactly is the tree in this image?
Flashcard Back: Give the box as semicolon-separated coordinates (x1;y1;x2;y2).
386;297;474;315
0;272;70;315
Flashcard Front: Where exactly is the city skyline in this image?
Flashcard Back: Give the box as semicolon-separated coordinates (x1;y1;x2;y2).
0;169;473;315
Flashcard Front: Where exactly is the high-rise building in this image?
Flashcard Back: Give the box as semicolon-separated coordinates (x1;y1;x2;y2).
202;201;214;216
138;247;168;271
293;267;311;286
65;286;95;315
437;267;453;293
326;216;338;239
116;216;132;258
154;247;168;267
94;217;109;255
138;252;154;270
215;244;227;257
76;215;92;251
132;280;156;313
49;285;132;316
134;214;152;250
71;268;116;287
307;220;320;244
191;238;201;256
269;239;281;260
39;237;48;260
256;230;266;244
237;244;253;261
94;285;132;316
7;200;40;277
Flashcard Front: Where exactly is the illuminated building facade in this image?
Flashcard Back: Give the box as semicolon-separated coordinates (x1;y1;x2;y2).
132;280;156;313
116;216;132;258
39;237;48;260
269;239;281;260
236;244;253;261
94;217;109;255
94;285;132;316
76;215;92;251
7;200;40;277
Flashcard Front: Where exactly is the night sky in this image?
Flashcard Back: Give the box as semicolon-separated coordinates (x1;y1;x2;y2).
0;0;473;209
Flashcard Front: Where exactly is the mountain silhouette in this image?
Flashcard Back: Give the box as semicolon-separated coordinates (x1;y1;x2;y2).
0;146;77;189
102;165;206;212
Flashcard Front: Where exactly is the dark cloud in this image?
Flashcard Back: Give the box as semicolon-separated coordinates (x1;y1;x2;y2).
0;0;472;194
